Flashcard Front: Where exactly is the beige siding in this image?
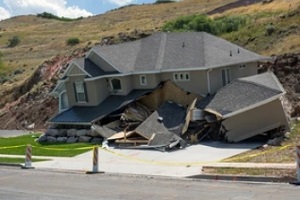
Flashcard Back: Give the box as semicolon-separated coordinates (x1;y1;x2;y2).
160;71;208;96
65;75;86;107
68;64;85;76
132;74;160;89
209;62;258;94
89;52;118;72
223;99;289;142
108;76;133;95
86;79;109;106
230;62;258;80
209;68;223;94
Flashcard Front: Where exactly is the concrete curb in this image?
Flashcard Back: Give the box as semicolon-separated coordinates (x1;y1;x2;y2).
187;174;296;183
0;163;22;168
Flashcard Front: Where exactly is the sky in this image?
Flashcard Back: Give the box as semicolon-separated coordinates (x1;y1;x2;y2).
0;0;156;21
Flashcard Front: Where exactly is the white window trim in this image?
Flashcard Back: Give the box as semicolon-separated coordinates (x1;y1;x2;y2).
59;90;69;112
173;72;190;82
140;75;147;85
110;78;123;93
75;81;86;103
221;68;231;86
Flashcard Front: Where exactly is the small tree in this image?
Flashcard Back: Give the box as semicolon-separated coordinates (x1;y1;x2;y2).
8;36;21;47
66;37;80;46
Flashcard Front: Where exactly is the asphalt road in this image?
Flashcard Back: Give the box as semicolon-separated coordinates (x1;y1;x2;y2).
0;167;299;200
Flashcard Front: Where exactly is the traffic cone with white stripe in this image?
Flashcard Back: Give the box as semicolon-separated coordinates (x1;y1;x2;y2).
86;146;104;174
22;144;34;169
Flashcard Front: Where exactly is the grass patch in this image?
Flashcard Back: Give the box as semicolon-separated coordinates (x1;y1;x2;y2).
0;157;50;164
203;167;296;178
0;134;95;157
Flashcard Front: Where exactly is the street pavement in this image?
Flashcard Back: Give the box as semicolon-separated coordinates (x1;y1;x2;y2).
0;167;299;200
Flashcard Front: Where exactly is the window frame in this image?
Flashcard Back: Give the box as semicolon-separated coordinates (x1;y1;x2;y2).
74;81;87;103
221;68;231;86
140;75;147;85
173;72;190;82
110;78;122;92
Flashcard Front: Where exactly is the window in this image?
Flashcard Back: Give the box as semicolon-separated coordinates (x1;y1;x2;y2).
140;75;147;85
74;82;87;102
239;64;247;69
222;68;231;86
111;78;122;91
173;72;190;81
59;91;69;112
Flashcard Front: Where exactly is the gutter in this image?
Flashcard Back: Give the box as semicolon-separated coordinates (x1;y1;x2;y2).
84;57;268;82
206;69;212;95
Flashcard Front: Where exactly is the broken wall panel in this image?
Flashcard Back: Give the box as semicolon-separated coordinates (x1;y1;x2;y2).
138;80;202;111
223;99;290;142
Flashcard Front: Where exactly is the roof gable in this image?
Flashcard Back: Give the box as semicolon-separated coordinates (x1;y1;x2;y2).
197;72;284;117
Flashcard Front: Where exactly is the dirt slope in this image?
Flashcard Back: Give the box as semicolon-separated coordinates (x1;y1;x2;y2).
0;0;299;130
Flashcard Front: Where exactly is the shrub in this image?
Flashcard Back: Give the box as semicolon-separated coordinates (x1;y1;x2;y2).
8;36;21;48
66;37;80;46
266;23;275;36
37;12;83;22
162;14;247;35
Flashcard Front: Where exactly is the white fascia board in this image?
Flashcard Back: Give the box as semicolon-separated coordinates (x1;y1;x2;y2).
84;57;268;81
223;93;285;119
50;79;68;96
63;62;92;78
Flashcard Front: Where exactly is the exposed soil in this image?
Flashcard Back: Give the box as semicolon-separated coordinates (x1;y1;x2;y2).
207;0;265;15
0;31;151;130
260;53;300;117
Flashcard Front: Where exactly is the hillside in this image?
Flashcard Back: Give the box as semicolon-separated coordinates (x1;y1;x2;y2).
0;0;299;129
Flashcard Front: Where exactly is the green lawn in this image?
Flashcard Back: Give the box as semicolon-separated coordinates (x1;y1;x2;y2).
0;134;96;157
0;157;49;164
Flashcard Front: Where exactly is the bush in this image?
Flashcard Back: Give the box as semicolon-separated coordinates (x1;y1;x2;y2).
0;51;3;68
8;36;21;48
162;14;248;35
266;23;275;36
37;12;83;22
66;37;80;46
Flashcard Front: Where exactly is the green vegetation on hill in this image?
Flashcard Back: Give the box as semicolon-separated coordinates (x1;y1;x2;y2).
37;12;83;21
162;14;248;35
0;51;3;68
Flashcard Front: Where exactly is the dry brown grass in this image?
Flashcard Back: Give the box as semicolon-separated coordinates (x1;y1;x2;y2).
0;0;299;94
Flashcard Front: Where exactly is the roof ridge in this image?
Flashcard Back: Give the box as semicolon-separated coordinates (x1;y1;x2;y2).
155;32;167;70
239;72;285;93
238;78;283;94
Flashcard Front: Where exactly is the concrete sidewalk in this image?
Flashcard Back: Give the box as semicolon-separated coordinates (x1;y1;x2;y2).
28;142;265;177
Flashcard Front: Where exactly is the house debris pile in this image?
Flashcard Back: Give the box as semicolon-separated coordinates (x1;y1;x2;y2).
38;73;290;151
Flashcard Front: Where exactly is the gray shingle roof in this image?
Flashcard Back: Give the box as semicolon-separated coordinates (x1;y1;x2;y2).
74;58;118;77
91;32;267;74
50;89;152;124
196;72;284;117
135;101;186;139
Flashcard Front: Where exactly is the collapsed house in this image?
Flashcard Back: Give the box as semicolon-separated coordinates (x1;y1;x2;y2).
43;32;290;150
